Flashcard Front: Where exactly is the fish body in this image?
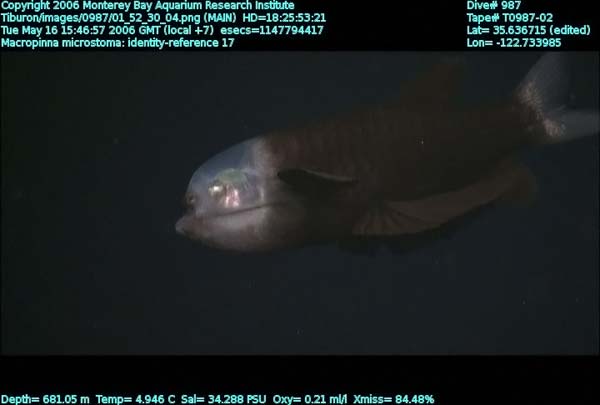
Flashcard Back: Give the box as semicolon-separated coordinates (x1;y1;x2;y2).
175;53;599;253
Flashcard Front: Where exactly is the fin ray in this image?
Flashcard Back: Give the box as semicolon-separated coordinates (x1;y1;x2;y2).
516;52;599;144
353;161;536;236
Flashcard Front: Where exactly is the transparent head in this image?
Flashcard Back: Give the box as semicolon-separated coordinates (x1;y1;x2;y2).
175;137;309;251
182;138;265;218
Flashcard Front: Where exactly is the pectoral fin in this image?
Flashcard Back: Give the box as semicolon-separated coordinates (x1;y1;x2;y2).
277;168;356;195
353;161;537;236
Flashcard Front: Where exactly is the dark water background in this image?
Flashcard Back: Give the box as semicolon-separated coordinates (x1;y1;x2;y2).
1;52;598;354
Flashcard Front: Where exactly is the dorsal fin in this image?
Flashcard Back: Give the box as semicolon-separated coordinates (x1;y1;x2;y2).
400;57;466;105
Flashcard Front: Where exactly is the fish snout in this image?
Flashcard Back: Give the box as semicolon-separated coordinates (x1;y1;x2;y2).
175;216;191;237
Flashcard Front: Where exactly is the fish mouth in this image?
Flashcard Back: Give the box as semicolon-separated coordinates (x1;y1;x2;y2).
175;204;272;237
205;203;272;220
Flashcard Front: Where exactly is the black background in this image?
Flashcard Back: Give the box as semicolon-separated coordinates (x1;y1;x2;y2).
1;0;599;401
2;52;598;355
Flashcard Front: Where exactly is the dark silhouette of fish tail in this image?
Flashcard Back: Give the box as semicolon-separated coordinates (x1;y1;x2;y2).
515;52;599;145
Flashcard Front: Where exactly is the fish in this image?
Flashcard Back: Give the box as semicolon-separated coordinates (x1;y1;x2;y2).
175;52;599;253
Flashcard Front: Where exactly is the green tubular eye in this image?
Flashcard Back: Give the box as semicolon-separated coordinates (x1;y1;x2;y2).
216;168;247;185
208;169;249;198
206;168;257;209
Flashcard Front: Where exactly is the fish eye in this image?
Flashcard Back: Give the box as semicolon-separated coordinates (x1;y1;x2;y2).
184;193;196;207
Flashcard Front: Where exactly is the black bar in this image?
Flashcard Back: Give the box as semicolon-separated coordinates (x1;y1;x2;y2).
1;356;598;402
0;0;597;50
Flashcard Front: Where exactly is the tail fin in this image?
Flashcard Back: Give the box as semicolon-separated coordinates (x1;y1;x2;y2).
516;52;599;145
